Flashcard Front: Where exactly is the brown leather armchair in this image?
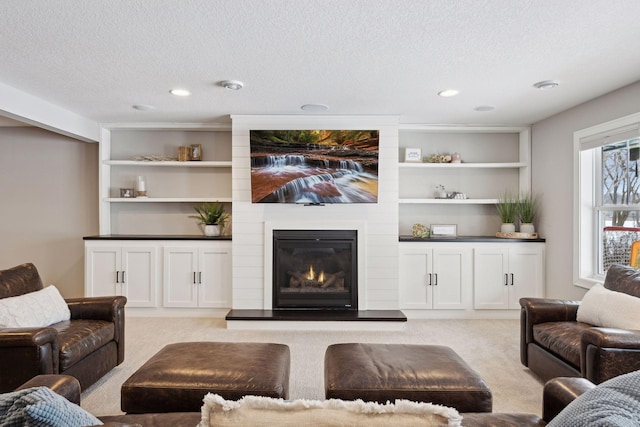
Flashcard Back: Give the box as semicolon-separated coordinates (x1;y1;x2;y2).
520;264;640;384
0;263;126;392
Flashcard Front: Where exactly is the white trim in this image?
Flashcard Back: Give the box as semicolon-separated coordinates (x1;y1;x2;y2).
100;122;231;131
0;82;99;142
573;111;640;289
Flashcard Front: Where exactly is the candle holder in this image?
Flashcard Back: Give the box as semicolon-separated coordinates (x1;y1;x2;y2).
136;175;148;198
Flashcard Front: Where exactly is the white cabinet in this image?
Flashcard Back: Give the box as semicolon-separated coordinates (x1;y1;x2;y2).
85;239;232;313
398;125;531;237
399;244;471;310
163;243;232;308
399;240;544;316
84;243;158;307
473;243;545;309
99;125;232;235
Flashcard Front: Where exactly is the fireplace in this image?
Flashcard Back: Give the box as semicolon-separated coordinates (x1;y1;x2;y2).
272;229;358;310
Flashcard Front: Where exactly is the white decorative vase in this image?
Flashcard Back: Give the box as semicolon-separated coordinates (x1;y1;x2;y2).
204;225;220;237
520;223;535;234
500;223;516;233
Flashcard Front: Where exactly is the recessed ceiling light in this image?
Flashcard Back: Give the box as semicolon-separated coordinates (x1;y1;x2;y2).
300;104;329;112
533;80;559;90
438;89;460;97
170;88;191;97
220;80;244;90
474;105;495;112
132;104;155;111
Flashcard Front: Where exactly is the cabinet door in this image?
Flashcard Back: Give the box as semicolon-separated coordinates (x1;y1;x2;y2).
121;246;157;307
85;246;121;297
163;247;198;307
508;245;544;308
474;247;510;309
399;249;433;309
198;245;232;307
432;248;470;309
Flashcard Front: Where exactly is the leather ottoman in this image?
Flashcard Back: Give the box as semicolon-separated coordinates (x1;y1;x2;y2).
324;343;492;413
121;341;290;413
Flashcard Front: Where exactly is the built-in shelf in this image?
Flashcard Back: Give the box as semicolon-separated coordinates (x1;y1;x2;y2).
399;198;499;204
398;125;531;236
99;125;233;235
104;160;232;167
399;162;526;169
105;197;232;203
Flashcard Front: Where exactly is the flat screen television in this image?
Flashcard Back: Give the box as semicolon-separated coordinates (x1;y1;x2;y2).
250;130;379;204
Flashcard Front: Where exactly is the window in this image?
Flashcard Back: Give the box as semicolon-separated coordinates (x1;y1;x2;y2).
574;113;640;288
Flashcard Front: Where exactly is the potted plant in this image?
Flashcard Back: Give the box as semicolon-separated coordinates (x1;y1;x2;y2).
518;192;538;234
190;202;229;236
496;192;518;233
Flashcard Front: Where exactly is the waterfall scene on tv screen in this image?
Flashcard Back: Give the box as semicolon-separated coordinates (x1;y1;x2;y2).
250;130;379;203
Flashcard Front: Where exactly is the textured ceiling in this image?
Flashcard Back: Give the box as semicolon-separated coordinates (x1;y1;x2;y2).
1;0;640;126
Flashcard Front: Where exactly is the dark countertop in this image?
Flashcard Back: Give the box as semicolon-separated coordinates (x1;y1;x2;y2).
399;235;546;243
83;234;232;241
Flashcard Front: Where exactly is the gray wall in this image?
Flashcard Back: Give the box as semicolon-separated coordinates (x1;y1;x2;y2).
0;127;98;297
532;80;640;299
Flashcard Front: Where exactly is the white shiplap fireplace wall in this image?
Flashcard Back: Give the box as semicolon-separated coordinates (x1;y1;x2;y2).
231;115;399;311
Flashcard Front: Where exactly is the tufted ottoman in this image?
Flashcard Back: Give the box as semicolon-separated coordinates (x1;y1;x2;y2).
121;341;290;413
324;343;492;413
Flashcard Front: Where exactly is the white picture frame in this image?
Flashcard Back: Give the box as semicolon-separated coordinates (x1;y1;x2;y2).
404;147;422;163
430;224;457;238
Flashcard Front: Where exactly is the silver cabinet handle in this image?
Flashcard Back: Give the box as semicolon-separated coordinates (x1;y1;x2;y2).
199;272;202;284
505;273;508;286
510;273;514;286
433;273;438;286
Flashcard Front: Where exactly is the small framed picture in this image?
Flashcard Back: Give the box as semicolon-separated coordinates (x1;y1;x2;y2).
189;144;202;161
430;224;457;238
120;188;134;198
404;147;422;163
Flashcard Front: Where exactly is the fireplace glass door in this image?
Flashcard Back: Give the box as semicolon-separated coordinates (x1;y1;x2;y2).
272;230;357;310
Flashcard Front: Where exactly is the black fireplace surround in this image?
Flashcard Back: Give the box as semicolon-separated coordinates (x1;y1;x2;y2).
272;229;357;310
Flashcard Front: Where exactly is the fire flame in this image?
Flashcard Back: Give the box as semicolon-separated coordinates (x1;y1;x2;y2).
306;265;325;283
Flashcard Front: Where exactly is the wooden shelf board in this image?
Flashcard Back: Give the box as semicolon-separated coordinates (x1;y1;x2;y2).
105;197;232;203
399;198;499;205
104;160;231;167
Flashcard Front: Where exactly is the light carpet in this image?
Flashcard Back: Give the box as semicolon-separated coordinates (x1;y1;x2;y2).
81;317;544;417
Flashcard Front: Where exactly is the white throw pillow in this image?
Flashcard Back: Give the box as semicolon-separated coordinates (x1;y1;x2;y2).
201;393;463;427
577;283;640;330
0;285;70;328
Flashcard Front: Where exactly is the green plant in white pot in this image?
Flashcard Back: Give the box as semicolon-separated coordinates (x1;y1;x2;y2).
518;192;538;234
190;202;229;236
496;192;518;233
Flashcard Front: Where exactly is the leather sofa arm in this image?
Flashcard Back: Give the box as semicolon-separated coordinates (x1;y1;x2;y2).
520;298;580;325
581;327;640;349
66;296;127;364
66;296;127;323
0;327;57;347
581;327;640;383
17;374;81;405
520;298;580;365
0;328;59;392
542;377;594;422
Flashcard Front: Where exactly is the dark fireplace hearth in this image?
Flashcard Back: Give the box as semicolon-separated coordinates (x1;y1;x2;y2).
272;229;357;310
